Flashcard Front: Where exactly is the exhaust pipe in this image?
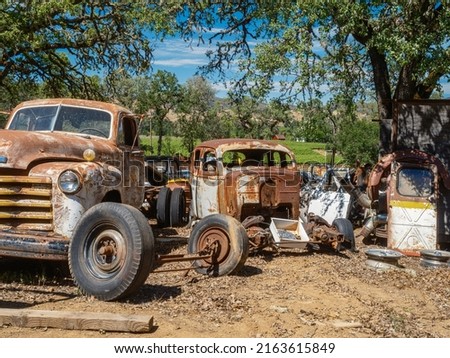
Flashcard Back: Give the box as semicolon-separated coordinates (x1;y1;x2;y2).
359;214;387;238
352;188;372;209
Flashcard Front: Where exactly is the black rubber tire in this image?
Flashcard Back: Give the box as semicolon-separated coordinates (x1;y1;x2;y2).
332;218;356;251
170;187;186;227
188;214;249;276
156;187;171;227
68;202;155;301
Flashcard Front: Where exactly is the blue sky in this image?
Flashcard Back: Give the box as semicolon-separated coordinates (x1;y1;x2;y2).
151;35;324;100
152;35;234;98
151;35;450;101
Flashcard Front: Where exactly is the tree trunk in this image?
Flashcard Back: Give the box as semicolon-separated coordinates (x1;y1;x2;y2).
415;68;444;99
156;113;166;155
157;117;163;156
368;48;393;155
155;109;168;156
394;64;417;100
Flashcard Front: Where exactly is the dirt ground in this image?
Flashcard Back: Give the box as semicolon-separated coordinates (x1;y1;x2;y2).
0;224;449;339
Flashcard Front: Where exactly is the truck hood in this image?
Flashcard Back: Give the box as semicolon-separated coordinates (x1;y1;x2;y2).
0;130;119;170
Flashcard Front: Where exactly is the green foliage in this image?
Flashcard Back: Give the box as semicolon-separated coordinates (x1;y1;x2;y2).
143;71;182;155
140;136;188;157
0;79;40;116
223;96;260;138
139;135;339;165
336;119;379;166
159;1;450;154
223;95;295;140
0;1;174;98
260;100;294;139
283;141;341;165
294;101;334;142
107;76;153;113
178;76;224;152
107;72;182;155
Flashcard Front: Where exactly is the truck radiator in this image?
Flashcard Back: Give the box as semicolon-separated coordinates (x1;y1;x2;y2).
0;176;53;231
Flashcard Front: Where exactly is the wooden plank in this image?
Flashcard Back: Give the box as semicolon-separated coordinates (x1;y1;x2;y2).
0;308;153;333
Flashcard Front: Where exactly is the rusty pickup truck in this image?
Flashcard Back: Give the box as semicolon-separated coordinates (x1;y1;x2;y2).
0;99;248;300
171;139;355;273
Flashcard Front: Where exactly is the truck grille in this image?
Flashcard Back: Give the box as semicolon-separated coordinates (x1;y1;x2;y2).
0;176;53;231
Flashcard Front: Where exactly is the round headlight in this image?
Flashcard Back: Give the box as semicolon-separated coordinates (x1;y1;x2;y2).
58;170;81;194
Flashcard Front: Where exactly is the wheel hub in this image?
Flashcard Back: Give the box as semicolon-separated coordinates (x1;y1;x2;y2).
91;229;126;274
197;228;230;265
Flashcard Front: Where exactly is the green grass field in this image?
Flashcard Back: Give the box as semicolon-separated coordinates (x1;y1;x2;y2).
140;136;343;165
281;141;343;165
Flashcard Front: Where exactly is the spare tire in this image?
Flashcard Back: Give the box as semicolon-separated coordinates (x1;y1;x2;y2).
170;187;186;227
156;187;171;227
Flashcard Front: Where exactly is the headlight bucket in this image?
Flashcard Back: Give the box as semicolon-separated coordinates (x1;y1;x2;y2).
58;170;82;194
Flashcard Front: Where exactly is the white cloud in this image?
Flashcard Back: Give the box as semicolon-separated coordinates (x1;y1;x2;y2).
151;37;213;72
154;38;211;57
206;27;224;34
153;58;207;67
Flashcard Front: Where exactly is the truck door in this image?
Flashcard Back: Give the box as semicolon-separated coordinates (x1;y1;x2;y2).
118;115;145;208
190;148;221;219
388;161;438;254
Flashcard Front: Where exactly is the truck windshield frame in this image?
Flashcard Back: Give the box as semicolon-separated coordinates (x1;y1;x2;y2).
397;167;434;197
8;104;112;139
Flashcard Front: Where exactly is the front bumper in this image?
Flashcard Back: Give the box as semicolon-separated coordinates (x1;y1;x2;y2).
0;231;68;260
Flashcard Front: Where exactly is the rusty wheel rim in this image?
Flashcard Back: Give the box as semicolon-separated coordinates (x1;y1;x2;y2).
196;227;231;265
86;228;127;278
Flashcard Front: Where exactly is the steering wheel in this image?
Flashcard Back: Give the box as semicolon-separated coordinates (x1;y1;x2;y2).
80;128;108;138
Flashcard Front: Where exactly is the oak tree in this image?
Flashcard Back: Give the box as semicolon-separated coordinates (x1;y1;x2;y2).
0;0;172;100
166;1;450;152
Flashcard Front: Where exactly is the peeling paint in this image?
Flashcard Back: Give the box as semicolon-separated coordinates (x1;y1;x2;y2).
189;139;300;223
366;149;448;255
0;98;145;260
